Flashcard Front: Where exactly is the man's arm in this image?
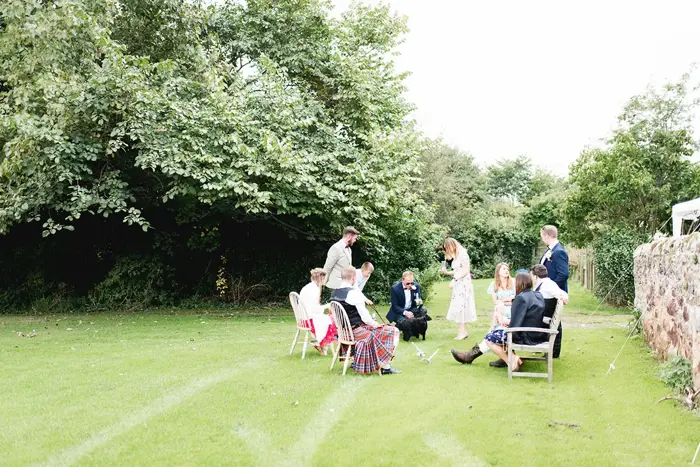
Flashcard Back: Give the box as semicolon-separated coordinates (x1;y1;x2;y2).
543;280;568;301
552;249;570;284
348;290;378;327
322;245;339;277
389;286;404;317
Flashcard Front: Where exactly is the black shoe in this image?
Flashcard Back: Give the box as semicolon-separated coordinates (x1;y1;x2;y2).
381;367;402;375
489;359;507;368
451;344;482;364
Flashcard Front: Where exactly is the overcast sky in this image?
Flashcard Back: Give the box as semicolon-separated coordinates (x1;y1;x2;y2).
334;0;700;175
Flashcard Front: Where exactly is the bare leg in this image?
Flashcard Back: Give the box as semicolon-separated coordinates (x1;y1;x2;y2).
454;322;468;340
486;342;521;370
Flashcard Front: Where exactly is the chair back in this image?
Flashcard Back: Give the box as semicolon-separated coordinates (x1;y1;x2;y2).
289;292;311;329
550;299;564;332
330;301;354;345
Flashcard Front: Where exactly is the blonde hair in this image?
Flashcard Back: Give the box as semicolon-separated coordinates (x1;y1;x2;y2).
541;225;558;239
402;270;414;280
361;262;374;273
443;237;462;260
493;263;512;291
341;266;356;281
310;268;327;286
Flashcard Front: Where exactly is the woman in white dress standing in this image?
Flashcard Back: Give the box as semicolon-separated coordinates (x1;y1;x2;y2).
442;237;477;340
299;268;337;355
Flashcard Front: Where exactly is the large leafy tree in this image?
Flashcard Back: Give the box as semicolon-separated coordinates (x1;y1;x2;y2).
0;0;440;306
565;75;700;246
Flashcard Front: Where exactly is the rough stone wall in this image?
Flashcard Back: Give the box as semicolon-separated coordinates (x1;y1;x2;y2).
634;233;700;389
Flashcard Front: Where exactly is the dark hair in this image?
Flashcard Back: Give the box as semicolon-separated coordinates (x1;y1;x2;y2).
343;226;360;236
530;264;548;279
515;271;533;295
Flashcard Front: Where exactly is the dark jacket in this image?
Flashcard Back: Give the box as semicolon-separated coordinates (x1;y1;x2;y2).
386;282;422;323
541;242;569;292
509;289;547;345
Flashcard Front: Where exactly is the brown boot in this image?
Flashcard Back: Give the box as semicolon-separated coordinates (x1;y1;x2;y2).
451;345;482;364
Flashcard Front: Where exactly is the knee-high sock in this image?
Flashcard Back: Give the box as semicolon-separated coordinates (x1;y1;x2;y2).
478;340;491;354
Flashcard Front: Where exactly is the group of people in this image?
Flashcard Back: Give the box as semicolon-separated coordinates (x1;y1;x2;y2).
296;224;570;375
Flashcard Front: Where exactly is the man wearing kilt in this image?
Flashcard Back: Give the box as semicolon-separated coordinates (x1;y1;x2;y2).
331;266;402;375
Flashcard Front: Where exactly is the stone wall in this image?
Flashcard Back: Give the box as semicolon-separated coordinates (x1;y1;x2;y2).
634;233;700;389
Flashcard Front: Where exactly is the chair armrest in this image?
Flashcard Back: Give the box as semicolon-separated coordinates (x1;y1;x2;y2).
504;327;558;334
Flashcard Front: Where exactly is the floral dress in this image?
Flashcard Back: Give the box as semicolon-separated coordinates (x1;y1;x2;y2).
445;247;477;323
487;280;516;328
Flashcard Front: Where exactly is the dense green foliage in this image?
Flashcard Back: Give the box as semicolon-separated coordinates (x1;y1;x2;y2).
0;0;440;309
592;228;647;307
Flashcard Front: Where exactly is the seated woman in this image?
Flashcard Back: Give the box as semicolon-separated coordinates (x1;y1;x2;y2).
450;271;547;371
487;263;515;331
299;268;338;356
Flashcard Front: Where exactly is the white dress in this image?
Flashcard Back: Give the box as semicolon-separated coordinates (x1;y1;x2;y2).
299;282;332;344
445;247;478;323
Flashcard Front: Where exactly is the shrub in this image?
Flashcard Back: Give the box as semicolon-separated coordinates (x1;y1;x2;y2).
593;228;647;306
659;356;693;393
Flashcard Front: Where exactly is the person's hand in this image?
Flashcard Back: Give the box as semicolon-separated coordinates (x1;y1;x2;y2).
404;311;414;319
448;282;454;289
365;299;374;306
416;298;423;306
502;297;513;305
562;298;569;305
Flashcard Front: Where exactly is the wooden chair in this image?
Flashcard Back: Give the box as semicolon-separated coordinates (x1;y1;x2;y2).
504;299;563;383
289;292;312;359
329;301;356;375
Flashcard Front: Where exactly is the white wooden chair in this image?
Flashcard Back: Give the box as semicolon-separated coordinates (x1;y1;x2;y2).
289;292;312;359
504;299;563;383
329;301;356;375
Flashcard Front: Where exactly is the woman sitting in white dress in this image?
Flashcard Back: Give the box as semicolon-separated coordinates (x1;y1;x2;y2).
299;268;337;355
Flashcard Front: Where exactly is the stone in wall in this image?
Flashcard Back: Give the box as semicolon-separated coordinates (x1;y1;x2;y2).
634;233;700;389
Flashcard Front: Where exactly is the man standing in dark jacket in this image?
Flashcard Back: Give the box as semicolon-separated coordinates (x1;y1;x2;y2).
539;225;569;292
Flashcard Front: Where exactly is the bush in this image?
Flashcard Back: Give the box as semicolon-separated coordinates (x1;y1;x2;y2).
659;356;693;393
593;228;647;306
90;255;176;309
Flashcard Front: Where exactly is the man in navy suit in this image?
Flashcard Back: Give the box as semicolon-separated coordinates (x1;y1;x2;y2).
539;225;569;292
386;271;425;325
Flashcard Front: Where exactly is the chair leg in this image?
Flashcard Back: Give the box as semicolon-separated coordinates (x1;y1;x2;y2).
342;347;352;375
301;331;309;360
548;350;553;383
507;346;513;380
289;328;300;355
330;344;339;371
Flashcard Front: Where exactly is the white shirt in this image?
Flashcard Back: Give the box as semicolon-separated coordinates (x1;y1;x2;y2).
355;269;368;291
403;288;412;310
535;277;568;300
339;281;377;327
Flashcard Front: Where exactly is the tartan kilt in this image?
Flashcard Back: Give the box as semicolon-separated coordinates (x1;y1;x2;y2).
350;324;397;374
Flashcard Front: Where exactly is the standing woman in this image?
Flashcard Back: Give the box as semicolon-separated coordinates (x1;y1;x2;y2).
442;237;477;340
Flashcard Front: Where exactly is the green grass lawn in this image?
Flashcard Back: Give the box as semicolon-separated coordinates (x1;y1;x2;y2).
2;281;697;466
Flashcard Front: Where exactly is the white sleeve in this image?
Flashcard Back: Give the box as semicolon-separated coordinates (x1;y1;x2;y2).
347;289;377;326
543;280;568;300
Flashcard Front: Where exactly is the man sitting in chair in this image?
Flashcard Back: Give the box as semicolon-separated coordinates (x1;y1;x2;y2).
387;271;431;341
331;266;402;375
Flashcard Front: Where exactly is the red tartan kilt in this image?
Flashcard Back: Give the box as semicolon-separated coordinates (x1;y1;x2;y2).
349;324;398;374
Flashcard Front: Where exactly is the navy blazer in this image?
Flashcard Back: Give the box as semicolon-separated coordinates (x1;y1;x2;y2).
386;282;422;323
509;289;547;345
541;242;569;292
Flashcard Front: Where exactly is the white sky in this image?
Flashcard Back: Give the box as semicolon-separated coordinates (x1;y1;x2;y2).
334;0;700;175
